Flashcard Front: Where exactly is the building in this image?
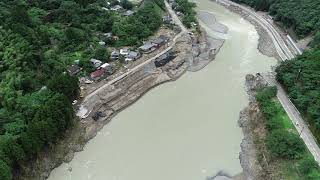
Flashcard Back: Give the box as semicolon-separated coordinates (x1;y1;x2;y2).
103;32;113;38
159;35;170;43
90;58;102;68
151;35;169;47
90;68;105;80
100;63;114;74
68;64;82;76
162;15;172;24
110;5;123;11
154;51;176;67
151;37;165;47
111;50;120;60
125;51;141;62
176;11;183;16
120;48;130;55
100;63;110;69
123;10;134;16
139;42;157;53
99;41;106;46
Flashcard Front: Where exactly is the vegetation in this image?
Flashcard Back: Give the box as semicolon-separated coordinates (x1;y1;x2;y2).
276;49;320;142
231;0;320;37
112;1;163;46
256;86;320;179
174;0;198;28
0;0;163;179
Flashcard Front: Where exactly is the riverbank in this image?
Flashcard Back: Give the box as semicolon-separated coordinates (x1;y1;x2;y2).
16;23;225;179
238;74;269;179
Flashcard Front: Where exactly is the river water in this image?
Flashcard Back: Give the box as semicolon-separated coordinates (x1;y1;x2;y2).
48;1;276;180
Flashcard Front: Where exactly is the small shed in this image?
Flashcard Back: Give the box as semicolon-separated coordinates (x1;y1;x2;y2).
123;10;134;16
111;50;120;60
90;58;102;68
120;48;130;55
103;32;113;38
110;5;123;11
68;65;82;76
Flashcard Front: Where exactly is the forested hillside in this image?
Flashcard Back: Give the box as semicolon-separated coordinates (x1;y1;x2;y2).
231;0;320;145
232;0;320;37
0;0;163;179
276;49;320;141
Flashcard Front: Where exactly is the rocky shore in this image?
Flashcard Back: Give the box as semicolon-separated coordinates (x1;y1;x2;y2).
238;74;270;180
188;11;227;72
16;24;225;179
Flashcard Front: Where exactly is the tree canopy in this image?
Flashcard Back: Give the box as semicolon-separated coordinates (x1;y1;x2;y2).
232;0;320;37
0;0;164;178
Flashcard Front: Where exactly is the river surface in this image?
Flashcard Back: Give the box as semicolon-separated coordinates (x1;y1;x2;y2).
48;1;276;179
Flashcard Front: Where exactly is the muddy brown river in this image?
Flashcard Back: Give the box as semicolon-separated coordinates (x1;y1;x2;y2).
48;0;276;179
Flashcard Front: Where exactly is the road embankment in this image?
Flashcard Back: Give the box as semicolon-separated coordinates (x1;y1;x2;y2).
213;0;281;60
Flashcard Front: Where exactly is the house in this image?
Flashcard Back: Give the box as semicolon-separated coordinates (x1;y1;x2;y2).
154;51;176;67
110;5;123;11
151;37;166;47
139;42;157;53
68;64;82;76
120;48;130;55
111;50;120;60
162;15;172;24
90;59;102;68
123;10;134;16
90;68;105;80
125;51;141;62
100;63;114;74
159;35;170;43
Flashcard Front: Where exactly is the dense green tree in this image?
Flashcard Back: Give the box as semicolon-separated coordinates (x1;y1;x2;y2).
266;130;304;159
232;0;320;37
175;0;197;28
276;49;320;140
121;0;133;10
0;134;25;164
48;74;80;101
0;0;165;178
0;159;12;180
94;47;110;62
